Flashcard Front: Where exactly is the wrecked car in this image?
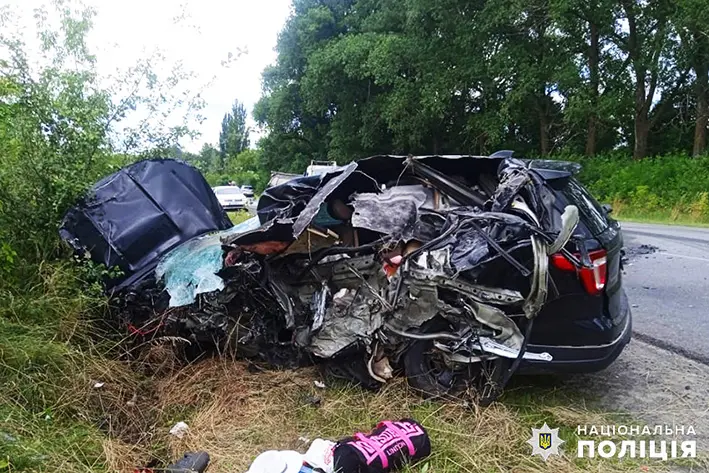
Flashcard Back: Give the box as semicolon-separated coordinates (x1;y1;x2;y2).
60;152;631;403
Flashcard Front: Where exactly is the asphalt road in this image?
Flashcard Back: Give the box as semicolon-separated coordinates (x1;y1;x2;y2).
560;221;709;453
621;222;709;362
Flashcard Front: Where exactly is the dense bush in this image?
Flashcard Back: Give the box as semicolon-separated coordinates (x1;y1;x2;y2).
0;6;204;471
565;154;709;222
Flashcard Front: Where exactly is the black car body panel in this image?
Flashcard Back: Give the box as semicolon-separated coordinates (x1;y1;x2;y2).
519;173;631;372
521;292;631;373
59;159;232;289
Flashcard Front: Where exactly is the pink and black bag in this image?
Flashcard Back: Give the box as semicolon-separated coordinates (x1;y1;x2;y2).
333;419;431;473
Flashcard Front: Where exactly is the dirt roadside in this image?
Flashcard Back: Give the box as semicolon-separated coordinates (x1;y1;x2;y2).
566;339;709;452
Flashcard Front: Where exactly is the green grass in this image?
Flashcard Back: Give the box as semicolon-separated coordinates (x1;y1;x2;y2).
558;153;709;228
0;263;140;472
1;265;705;472
227;210;253;224
614;210;709;227
0;318;109;472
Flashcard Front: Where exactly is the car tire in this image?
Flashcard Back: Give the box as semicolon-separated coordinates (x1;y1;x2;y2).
403;334;509;402
403;337;468;398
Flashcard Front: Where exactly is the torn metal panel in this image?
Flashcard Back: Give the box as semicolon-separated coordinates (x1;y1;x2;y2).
511;198;549;319
405;157;487;208
413;248;450;273
548;205;579;254
477;337;552;361
490;159;531;213
351;186;429;241
266;272;297;330
292;163;358;237
257;174;329;223
222;217;295;247
308;286;384;359
251;164;380;245
310;283;330;332
404;264;525;306
464;300;523;350
492;158;560;232
421;210;533;275
385;276;439;331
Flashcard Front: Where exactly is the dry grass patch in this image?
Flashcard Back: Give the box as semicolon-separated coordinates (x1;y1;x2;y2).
110;357;684;473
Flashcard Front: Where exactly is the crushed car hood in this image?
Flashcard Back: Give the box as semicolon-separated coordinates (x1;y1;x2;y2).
59;159;232;290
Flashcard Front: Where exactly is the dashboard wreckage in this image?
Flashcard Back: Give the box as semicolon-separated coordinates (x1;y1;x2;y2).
61;153;631;404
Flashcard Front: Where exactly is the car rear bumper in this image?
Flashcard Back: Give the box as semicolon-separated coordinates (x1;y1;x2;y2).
519;306;632;374
222;204;245;211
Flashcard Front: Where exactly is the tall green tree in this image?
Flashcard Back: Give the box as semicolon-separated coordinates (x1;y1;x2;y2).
673;0;709;156
218;100;250;167
254;0;356;172
614;0;688;159
553;0;631;156
255;0;709;165
483;0;576;156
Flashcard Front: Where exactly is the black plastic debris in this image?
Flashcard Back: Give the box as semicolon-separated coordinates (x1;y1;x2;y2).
134;451;210;473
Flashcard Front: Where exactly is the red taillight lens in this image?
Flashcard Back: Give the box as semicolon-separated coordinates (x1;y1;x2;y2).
580;250;607;295
550;249;608;296
550;253;575;271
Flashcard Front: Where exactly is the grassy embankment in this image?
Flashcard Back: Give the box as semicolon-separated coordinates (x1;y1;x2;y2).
2;265;701;472
2;314;694;473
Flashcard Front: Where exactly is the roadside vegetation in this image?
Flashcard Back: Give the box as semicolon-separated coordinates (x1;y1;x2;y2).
1;0;708;472
575;154;709;224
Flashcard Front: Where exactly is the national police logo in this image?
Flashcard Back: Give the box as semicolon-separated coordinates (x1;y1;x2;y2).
527;423;565;461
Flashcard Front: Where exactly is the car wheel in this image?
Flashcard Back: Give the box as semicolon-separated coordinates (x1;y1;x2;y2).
403;337;469;398
403;337;509;402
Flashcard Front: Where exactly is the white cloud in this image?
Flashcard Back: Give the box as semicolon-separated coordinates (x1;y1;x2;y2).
3;0;292;152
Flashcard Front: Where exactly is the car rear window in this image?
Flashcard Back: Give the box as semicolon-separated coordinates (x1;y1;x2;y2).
561;178;609;235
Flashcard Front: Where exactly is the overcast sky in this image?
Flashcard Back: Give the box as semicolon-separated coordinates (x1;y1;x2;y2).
4;0;292;152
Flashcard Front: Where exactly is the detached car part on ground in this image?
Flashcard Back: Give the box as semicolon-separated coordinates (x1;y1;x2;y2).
60;153;631;404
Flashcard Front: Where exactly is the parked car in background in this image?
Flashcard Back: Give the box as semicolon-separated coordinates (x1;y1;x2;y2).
241;185;255;198
267;171;301;188
212;186;247;210
305;160;339;176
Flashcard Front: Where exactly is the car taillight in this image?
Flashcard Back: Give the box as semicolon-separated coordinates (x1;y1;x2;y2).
550;249;608;296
